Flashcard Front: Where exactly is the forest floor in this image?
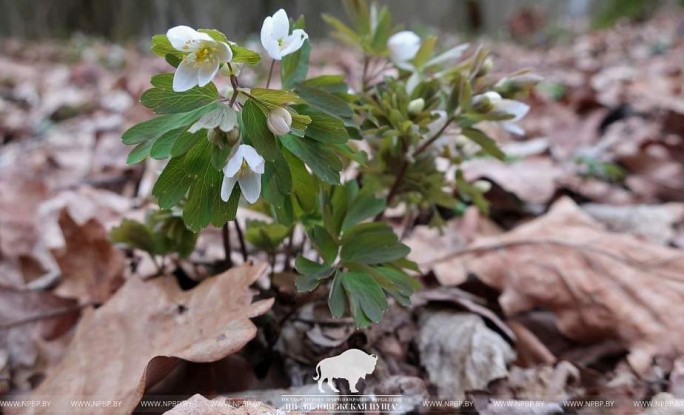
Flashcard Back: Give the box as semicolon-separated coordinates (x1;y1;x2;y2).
1;9;684;415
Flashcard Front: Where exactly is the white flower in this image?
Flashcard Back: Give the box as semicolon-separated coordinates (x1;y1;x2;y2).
388;31;421;68
167;25;232;92
266;107;292;136
221;144;265;204
260;9;309;60
481;92;530;136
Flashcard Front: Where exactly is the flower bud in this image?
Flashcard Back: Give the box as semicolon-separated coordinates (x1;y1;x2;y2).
471;91;502;113
388;31;421;66
220;62;242;77
266;107;292;136
473;180;492;193
207;127;240;149
407;98;425;115
477;57;494;77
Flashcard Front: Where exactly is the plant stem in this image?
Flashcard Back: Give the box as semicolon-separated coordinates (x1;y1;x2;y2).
228;75;240;106
222;223;233;268
266;59;276;88
283;232;295;271
234;220;248;262
375;118;455;221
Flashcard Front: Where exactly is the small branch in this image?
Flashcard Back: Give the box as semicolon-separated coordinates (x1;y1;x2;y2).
375;118;455;221
414;117;454;156
1;301;95;329
228;75;240;106
222;223;233;268
234;220;248;262
266;59;276;88
361;55;370;91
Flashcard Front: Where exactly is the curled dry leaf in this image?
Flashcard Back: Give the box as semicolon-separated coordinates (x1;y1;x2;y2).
430;197;684;375
418;312;515;400
26;263;274;415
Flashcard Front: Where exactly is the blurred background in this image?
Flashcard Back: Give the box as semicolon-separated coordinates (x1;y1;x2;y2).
0;0;674;40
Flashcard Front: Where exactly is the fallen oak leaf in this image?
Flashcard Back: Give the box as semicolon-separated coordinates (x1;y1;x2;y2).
427;197;684;375
51;209;125;304
26;263;274;415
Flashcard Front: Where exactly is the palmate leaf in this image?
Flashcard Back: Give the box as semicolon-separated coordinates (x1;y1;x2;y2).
123;102;219;164
141;74;219;114
280;134;342;185
152;140;240;231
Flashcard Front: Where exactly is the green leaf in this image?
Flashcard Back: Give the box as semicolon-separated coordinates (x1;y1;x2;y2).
280;135;341;184
110;218;157;254
126;140;155;165
328;271;346;318
413;36;437;68
251;88;299;106
245;220;290;252
283;149;318;213
462;127;506;160
281;40;310;89
141;73;218;114
294;256;335;292
340;271;388;327
122;102;218;148
153;157;192;208
230;44;261;65
198;28;228;43
153;140;239;231
296;87;353;119
340;222;410;264
170;129;205;157
342;191;385;230
298;107;350;144
307;225;339;264
241;100;278;162
151;34;181;60
151;127;185;160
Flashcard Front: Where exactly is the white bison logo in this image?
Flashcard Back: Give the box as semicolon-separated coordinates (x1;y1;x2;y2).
313;349;378;393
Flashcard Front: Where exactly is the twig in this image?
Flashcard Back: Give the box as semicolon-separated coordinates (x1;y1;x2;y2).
361;55;370;91
375;117;455;221
1;301;95;329
222;223;233;268
234;220;248;262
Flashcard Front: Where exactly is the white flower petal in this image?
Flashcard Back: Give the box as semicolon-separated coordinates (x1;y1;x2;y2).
167;26;213;52
270;9;290;41
239;144;265;174
197;61;220;87
426;43;469;67
497;99;530;121
501;121;525;136
167;25;201;51
238;172;262;204
279;29;308;57
173;58;198;92
223;146;244;178
218;107;237;132
221;175;237;201
216;41;233;63
388;31;421;64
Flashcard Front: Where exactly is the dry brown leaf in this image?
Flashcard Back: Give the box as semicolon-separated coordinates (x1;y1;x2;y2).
462;157;564;205
431;197;684;375
418;312;515;400
27;263;274;415
50;209;125;304
0;286;80;392
582;203;684;245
